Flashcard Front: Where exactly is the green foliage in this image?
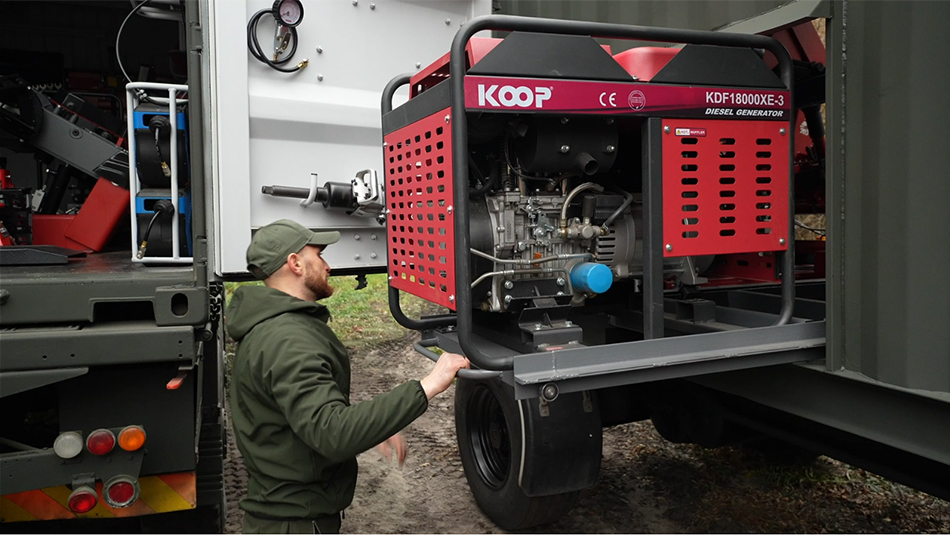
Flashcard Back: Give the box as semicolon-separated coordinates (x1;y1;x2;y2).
224;274;443;347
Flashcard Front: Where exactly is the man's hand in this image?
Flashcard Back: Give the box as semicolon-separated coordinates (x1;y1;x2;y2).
420;352;470;400
376;433;407;467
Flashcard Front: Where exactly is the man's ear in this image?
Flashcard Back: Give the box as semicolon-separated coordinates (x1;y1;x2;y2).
286;252;304;276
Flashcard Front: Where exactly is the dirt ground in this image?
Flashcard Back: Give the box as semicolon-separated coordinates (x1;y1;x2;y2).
224;332;950;534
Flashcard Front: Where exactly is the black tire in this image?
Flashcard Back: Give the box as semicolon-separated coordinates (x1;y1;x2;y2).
455;376;579;530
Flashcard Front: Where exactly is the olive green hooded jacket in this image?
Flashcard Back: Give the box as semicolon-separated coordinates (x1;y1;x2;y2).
226;285;428;520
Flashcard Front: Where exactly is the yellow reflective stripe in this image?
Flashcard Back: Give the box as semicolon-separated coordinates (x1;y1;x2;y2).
43;485;115;519
0;496;36;523
137;476;194;513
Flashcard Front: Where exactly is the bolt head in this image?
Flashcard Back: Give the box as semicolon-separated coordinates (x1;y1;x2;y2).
445;18;451;25
354;253;361;260
504;280;514;290
664;126;671;134
665;243;673;252
780;127;787;135
556;277;565;286
316;46;323;54
415;62;421;68
370;252;377;259
542;384;559;401
504;295;512;305
605;145;615;154
559;145;570;153
354;234;360;240
370;3;375;9
352;0;357;5
317;74;324;81
444;115;450;123
371;234;377;240
447;205;453;213
779;238;787;245
449;295;455;302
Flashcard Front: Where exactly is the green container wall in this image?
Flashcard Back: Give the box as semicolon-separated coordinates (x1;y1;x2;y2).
496;0;950;394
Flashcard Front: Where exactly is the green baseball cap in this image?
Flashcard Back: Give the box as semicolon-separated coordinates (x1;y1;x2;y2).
246;219;340;279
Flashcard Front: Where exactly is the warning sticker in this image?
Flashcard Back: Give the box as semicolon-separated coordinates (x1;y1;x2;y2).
675;127;707;137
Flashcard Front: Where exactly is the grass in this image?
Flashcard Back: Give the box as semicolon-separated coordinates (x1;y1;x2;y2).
224;274;445;347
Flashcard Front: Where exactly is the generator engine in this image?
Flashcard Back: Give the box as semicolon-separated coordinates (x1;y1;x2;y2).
467;116;703;313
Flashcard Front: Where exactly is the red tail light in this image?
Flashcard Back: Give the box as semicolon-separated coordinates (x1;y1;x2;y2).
67;486;98;514
103;475;140;508
86;429;115;455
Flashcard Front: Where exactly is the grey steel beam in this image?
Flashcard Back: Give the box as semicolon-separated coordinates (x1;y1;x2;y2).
642;118;664;340
694;363;950;467
438;321;825;399
715;0;831;34
513;320;825;385
514;346;821;400
1;321;195;371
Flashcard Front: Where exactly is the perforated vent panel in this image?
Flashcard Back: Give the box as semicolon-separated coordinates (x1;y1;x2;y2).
662;119;789;258
384;108;456;310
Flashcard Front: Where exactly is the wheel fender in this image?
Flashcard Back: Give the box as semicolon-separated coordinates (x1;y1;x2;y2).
519;390;602;497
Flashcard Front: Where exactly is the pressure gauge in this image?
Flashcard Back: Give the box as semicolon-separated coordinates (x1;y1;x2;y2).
272;0;304;27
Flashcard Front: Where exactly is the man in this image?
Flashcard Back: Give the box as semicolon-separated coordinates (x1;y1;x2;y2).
226;219;470;534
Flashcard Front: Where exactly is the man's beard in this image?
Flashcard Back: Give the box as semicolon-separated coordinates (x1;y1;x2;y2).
306;270;334;300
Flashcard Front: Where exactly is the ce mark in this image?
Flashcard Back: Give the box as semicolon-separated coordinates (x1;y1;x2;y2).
599;92;617;107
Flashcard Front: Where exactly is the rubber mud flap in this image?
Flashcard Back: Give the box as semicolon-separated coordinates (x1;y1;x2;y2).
520;390;602;497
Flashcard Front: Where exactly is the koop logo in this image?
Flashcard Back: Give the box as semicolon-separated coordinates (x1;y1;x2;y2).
478;84;552;108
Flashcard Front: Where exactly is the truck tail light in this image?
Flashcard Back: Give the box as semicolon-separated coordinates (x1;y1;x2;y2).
103;475;140;508
86;429;115;455
118;425;146;451
67;486;98;514
53;431;84;459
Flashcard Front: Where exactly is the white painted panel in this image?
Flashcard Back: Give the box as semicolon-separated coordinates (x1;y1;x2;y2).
210;0;490;275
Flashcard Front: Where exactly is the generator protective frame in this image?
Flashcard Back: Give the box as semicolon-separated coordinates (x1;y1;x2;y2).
385;15;798;377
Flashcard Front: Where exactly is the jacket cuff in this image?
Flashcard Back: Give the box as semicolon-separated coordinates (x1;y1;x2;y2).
414;380;429;411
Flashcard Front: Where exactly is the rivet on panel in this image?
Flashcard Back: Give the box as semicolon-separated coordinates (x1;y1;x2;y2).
316;46;323;54
354;234;360;240
445;18;451;25
780;128;787;135
317;74;324;81
663;126;671;134
354;254;361;260
665;244;673;252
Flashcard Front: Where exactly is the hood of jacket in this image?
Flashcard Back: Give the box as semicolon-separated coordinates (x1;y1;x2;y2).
225;285;329;341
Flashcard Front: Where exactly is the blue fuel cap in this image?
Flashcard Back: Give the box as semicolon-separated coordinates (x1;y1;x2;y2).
570;262;613;294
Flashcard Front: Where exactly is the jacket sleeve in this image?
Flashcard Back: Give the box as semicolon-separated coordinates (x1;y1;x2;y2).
264;328;428;463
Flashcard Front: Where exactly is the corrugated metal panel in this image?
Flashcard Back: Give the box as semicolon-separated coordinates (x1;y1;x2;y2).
496;0;788;50
830;0;950;393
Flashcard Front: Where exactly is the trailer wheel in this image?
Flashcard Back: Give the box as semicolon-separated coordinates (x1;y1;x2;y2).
455;376;590;530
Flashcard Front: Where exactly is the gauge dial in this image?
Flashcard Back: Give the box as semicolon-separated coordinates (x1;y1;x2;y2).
272;0;304;27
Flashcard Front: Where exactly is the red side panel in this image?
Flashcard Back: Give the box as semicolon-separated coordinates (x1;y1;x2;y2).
662;119;789;258
32;215;92;252
65;178;129;252
384;108;456;310
612;47;680;81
